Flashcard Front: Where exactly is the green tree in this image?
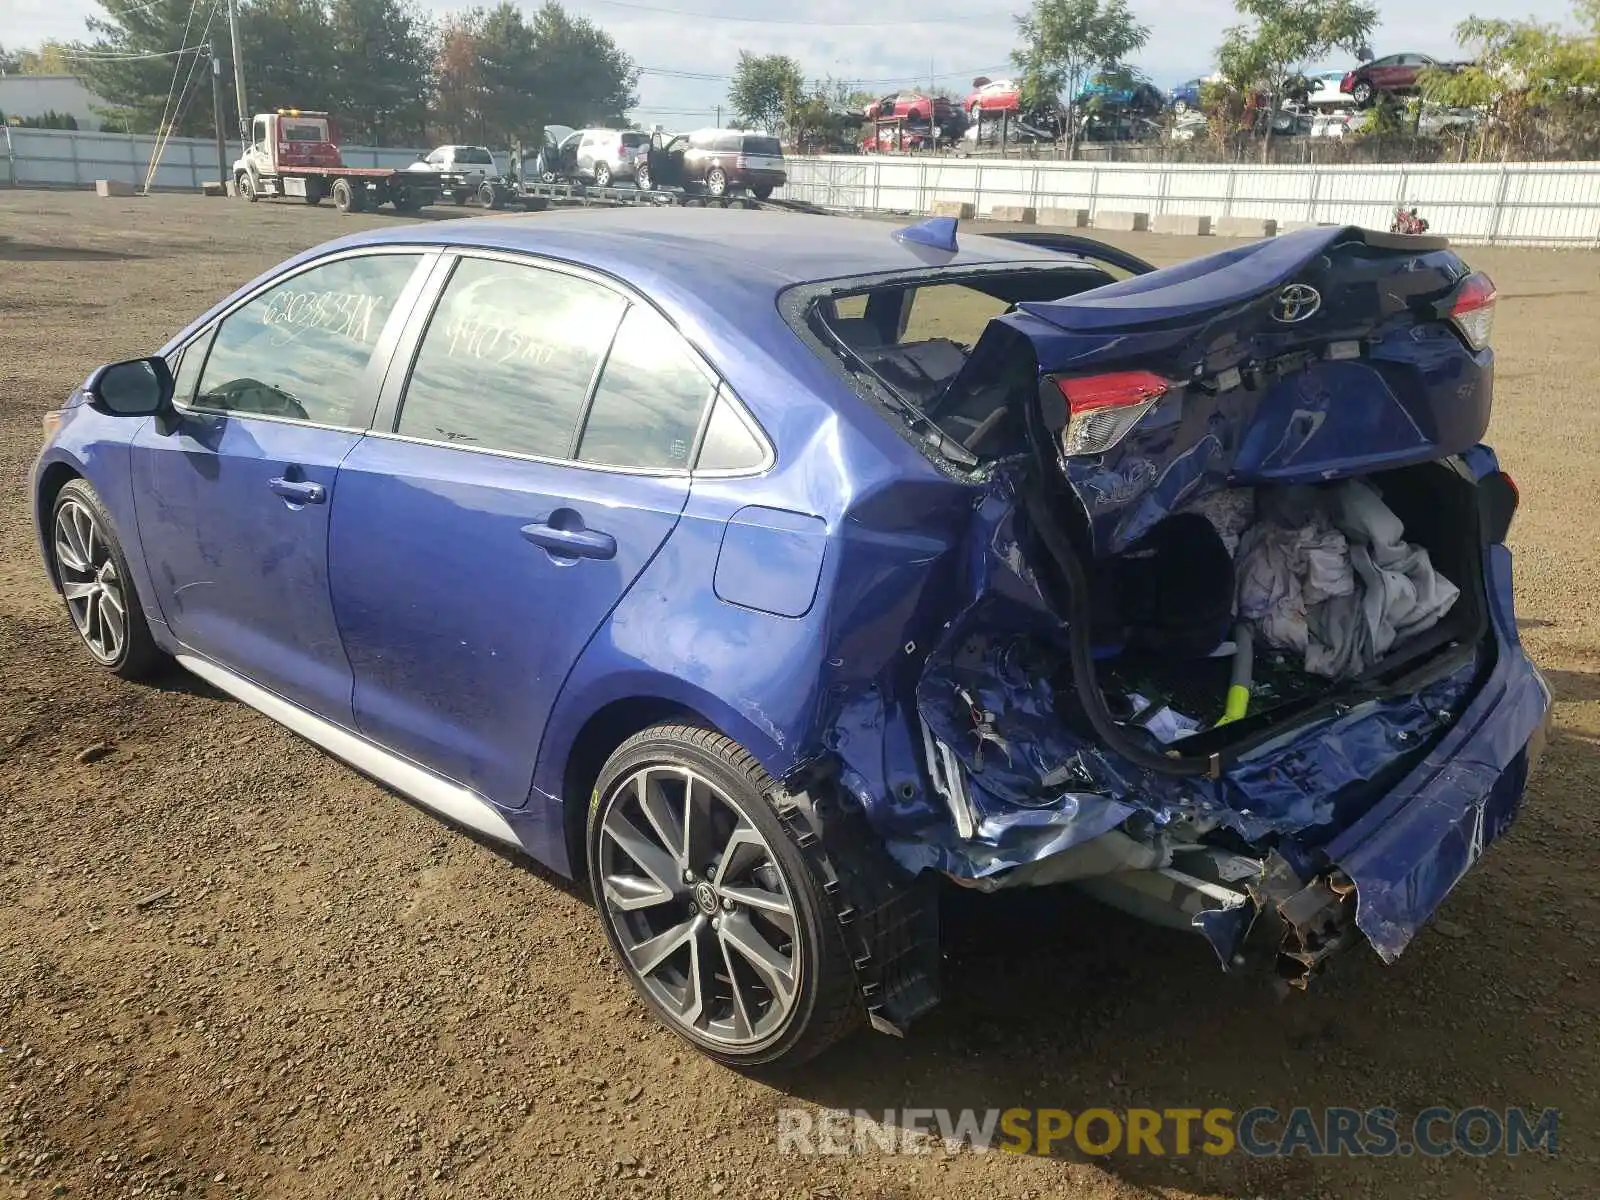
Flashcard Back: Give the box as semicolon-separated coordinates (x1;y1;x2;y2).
75;0;231;135
524;1;638;128
326;0;435;143
1011;0;1150;156
1421;5;1600;159
727;51;804;133
1216;0;1376;160
236;0;338;121
1;42;73;73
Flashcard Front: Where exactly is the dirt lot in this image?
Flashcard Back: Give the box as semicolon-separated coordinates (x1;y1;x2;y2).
2;190;1597;1200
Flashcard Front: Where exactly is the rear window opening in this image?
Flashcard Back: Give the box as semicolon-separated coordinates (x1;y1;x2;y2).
620;133;649;149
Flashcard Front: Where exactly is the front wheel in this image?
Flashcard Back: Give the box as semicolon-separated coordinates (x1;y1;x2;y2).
635;163;652;191
705;167;727;197
235;170;257;202
50;480;164;681
1352;81;1374;107
593;162;613;188
587;725;862;1068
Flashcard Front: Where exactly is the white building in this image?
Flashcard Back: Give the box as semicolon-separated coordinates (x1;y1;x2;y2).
0;75;109;130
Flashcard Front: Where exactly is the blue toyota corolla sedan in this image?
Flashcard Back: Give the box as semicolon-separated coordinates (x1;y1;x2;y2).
33;208;1550;1067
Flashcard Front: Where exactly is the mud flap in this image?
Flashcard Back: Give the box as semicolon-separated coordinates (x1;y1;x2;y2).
770;760;942;1035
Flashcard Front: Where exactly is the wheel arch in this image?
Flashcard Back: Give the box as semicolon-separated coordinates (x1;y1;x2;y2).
35;458;84;591
542;674;797;883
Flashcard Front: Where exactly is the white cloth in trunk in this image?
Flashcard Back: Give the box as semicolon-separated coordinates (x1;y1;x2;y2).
1235;479;1459;680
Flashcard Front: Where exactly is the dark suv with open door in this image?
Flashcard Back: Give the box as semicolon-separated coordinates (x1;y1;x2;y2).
639;129;786;200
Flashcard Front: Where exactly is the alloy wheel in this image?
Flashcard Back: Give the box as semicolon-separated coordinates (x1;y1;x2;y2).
596;764;801;1048
54;498;127;665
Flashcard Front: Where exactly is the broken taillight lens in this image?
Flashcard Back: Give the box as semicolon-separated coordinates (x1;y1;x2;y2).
1052;371;1169;457
1449;272;1496;351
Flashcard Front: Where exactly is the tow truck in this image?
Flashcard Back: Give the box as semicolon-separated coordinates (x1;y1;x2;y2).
232;109;441;214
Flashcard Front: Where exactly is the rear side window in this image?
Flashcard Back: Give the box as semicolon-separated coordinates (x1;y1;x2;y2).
714;133;741;152
695;392;768;472
193;252;421;426
458;147;493;164
577;304;715;470
741;136;782;157
396;258;627;457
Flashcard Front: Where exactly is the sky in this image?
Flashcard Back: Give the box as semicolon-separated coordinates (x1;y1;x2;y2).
4;0;1586;123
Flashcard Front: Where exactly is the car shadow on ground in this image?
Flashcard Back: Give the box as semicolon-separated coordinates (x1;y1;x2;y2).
766;712;1599;1197
0;236;143;262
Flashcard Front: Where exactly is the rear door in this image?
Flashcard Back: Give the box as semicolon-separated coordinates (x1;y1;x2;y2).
130;248;431;723
328;252;716;807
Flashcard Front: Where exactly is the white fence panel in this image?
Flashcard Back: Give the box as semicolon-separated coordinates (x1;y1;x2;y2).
783;153;1600;246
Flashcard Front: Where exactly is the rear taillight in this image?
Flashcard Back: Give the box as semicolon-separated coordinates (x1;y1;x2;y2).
1051;370;1169;456
736;155;749;169
1448;272;1496;350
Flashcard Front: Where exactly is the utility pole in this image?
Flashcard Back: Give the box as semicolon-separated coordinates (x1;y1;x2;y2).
715;104;721;128
210;47;228;187
226;0;249;138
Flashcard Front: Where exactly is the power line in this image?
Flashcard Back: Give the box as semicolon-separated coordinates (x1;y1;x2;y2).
61;43;212;61
581;0;1004;28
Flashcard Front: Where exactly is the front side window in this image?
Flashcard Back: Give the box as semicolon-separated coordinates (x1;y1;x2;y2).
396;257;627;458
193;253;421;426
458;147;493;164
576;303;716;470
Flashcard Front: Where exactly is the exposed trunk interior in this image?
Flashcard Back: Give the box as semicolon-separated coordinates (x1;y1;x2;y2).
1072;459;1489;761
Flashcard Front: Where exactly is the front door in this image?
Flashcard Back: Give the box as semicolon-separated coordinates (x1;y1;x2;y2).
130;250;429;723
329;253;720;807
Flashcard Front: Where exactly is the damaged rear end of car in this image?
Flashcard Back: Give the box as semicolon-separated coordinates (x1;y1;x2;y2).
786;223;1550;1011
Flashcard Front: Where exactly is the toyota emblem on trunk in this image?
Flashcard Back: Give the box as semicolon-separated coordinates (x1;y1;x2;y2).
1273;283;1322;323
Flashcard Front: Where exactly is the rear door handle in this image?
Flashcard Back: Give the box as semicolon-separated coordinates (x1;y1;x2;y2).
269;477;326;505
521;515;617;561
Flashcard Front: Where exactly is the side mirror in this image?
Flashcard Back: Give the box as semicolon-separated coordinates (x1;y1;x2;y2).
85;356;174;418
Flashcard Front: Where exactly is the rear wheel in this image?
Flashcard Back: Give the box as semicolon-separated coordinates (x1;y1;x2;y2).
50;480;164;681
479;180;504;209
587;724;861;1068
302;180;323;205
751;186;773;201
452;190;468;205
706;167;727;197
332;177;363;214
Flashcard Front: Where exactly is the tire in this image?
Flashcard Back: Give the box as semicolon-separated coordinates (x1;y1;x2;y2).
706;167;727;197
593;162;612;188
587;724;862;1069
453;190;468;205
236;170;257;203
332;177;363;214
479;180;504;209
391;186;421;212
49;479;164;681
1353;81;1374;107
635;163;652;192
751;186;773;201
302;181;322;205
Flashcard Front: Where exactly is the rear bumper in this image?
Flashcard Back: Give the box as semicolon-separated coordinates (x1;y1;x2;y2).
1320;543;1550;962
733;169;787;190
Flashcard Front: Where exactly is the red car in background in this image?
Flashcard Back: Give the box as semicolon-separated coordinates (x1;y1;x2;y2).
1341;52;1467;107
963;77;1021;117
865;91;960;126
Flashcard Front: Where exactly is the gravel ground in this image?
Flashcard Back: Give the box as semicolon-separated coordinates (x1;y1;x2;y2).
2;190;1597;1200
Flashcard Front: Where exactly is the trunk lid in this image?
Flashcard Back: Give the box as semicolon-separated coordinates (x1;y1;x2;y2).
985;225;1492;558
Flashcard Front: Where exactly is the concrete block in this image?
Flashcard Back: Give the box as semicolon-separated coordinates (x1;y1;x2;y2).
201;181;227;197
1151;213;1212;236
931;200;976;220
1093;209;1148;232
985;204;1037;224
1214;216;1278;238
95;179;136;198
1037;206;1090;228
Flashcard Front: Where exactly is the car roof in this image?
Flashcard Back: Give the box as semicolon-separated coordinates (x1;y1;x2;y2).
314;208;1080;292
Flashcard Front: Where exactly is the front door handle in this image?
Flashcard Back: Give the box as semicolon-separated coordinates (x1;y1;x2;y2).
521;513;616;561
269;476;326;505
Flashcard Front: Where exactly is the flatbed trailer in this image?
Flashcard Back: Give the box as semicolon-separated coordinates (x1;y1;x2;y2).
476;176;824;215
246;164;441;213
